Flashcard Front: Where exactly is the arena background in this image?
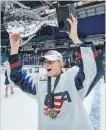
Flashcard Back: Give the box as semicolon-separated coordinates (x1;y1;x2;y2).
0;1;105;130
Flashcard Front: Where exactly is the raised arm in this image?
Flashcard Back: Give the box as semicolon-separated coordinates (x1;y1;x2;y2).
67;15;104;98
75;44;104;98
8;33;37;95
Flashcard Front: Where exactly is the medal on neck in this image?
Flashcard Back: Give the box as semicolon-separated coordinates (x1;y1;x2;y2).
47;75;61;119
49;108;57;119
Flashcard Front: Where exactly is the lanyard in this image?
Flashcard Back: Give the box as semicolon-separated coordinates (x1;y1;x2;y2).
47;73;62;108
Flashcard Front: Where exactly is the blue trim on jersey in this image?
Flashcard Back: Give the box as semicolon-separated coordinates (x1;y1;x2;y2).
32;85;36;95
9;55;37;95
24;77;30;86
75;71;85;90
86;45;104;96
74;44;104;97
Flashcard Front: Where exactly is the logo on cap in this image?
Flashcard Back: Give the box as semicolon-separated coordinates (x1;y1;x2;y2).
45;50;53;55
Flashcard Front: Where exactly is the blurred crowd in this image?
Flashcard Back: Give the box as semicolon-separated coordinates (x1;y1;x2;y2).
18;50;79;68
18;48;105;69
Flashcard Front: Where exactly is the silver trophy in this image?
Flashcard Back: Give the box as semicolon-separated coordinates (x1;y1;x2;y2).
3;1;58;45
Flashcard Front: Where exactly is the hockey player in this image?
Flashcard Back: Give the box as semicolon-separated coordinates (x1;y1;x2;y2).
7;14;103;130
4;70;14;97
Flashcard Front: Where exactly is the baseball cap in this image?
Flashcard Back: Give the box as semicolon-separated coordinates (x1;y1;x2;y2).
41;50;63;62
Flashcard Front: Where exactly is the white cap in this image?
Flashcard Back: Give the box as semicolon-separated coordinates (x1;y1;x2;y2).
42;50;63;61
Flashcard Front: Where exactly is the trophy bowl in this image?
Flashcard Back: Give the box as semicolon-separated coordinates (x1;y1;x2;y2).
3;1;58;45
4;6;43;38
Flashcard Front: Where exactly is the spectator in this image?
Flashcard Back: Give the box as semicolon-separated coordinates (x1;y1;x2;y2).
4;70;14;97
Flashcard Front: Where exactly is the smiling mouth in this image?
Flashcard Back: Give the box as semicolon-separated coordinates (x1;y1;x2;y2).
47;69;52;72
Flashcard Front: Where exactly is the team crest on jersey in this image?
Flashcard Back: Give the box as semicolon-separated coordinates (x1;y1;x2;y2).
43;91;72;116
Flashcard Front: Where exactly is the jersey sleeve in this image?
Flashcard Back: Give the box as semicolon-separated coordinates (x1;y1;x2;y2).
74;43;104;99
8;54;38;96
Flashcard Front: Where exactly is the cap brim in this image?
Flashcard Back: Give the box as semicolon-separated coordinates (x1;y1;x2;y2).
41;55;58;61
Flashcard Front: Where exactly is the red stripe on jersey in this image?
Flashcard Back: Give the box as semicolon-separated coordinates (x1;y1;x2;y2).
10;61;21;69
93;51;98;57
44;107;49;116
78;51;98;60
54;98;64;109
56;110;61;114
78;53;82;59
44;111;49;116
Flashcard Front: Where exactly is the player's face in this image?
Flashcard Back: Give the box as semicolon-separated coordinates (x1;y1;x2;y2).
44;59;62;77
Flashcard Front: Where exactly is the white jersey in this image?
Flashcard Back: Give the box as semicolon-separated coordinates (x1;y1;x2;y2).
4;44;104;130
35;67;94;130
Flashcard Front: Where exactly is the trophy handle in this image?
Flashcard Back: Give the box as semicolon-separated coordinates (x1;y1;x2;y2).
20;34;36;46
4;1;30;11
14;2;30;9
